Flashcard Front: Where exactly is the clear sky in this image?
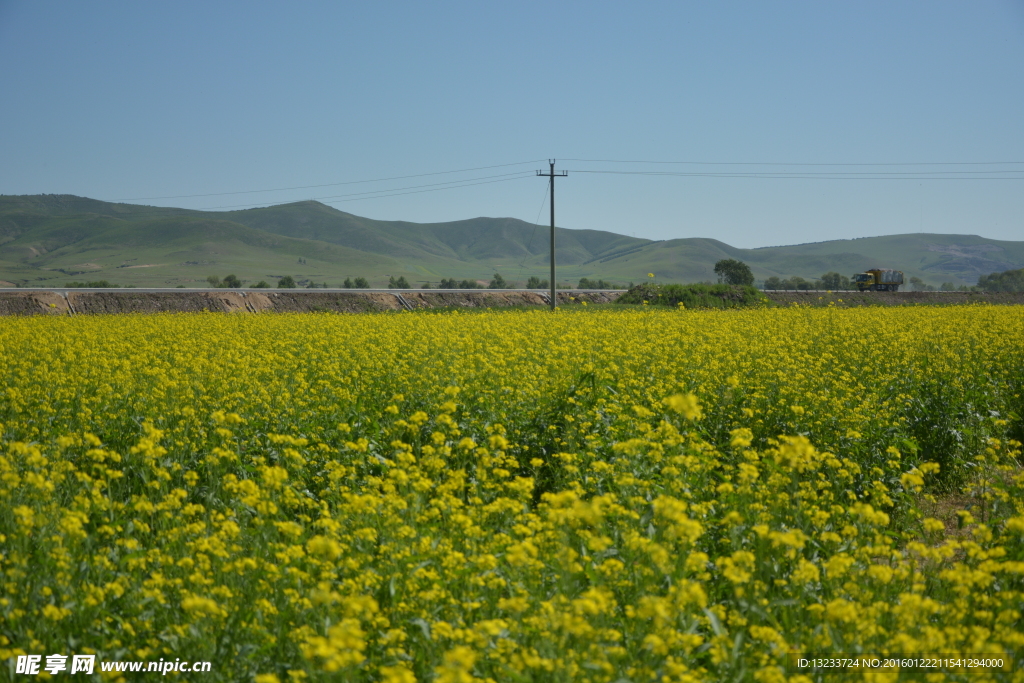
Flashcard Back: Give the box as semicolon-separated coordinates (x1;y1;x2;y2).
1;1;1022;248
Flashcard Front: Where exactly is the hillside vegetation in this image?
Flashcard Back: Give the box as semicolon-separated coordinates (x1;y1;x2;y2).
2;194;1022;288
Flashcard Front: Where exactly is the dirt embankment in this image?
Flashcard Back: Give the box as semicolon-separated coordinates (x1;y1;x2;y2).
0;292;71;316
262;292;403;313
3;289;1021;315
0;290;625;315
558;291;623;304
764;290;1024;307
66;292;251;314
403;291;547;309
401;291;621;308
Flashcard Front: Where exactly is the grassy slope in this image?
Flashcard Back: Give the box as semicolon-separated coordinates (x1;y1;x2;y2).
741;233;1024;284
591;234;1024;286
226;202;650;267
1;195;1021;287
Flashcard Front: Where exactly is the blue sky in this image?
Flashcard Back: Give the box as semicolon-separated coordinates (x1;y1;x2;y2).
1;1;1022;248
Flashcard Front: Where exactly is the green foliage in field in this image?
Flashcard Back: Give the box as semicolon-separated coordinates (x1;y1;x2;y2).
617;283;767;308
64;280;119;288
578;277;623;289
978;267;1024;292
1;305;1023;681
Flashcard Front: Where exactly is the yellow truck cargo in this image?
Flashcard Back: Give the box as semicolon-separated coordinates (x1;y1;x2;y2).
854;268;904;292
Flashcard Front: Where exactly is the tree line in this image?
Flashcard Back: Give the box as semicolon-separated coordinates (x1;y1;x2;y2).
977;267;1024;292
153;262;1024;292
762;272;852;291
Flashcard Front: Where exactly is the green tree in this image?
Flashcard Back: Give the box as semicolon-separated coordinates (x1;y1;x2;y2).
388;276;410;289
277;276;297;289
222;274;241;288
579;277;615;289
526;276;549;289
66;280;116;288
713;259;754;286
818;272;843;290
778;276;811;291
977;268;1024;292
253;281;270;288
343;277;353;288
207;275;221;287
354;277;369;289
488;273;507;289
763;276;782;290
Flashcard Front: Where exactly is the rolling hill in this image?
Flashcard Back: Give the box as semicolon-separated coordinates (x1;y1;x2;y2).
1;194;1021;288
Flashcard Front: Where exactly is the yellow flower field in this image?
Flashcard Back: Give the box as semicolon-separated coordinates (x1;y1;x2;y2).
1;306;1023;681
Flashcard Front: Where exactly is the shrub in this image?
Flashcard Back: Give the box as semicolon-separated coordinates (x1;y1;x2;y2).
65;281;117;288
617;283;766;308
713;259;755;286
526;276;549;289
578;277;620;289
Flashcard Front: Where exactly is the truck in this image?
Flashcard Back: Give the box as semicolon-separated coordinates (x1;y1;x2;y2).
854;268;904;292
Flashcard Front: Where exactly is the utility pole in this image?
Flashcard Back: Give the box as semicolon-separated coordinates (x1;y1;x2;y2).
537;160;567;310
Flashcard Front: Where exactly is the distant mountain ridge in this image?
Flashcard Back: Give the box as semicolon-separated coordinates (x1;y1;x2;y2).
1;194;1021;288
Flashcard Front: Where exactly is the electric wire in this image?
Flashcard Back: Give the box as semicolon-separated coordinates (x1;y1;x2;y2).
565;169;1024;180
317;174;533;206
18;172;537;219
113;159;547;201
200;172;535;210
514;179;550;286
562;158;1024;167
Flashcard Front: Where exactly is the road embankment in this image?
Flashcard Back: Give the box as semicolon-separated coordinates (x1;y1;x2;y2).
4;288;1021;315
0;289;623;315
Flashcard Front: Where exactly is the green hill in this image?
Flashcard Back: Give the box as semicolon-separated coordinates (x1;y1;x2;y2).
1;194;1021;288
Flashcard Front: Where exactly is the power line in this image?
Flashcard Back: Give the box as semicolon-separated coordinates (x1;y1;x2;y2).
317;175;534;206
112;159;547;201
14;172;537;219
569;168;1024;175
514;178;550;286
566;169;1024;180
200;172;535;210
562;157;1024;166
